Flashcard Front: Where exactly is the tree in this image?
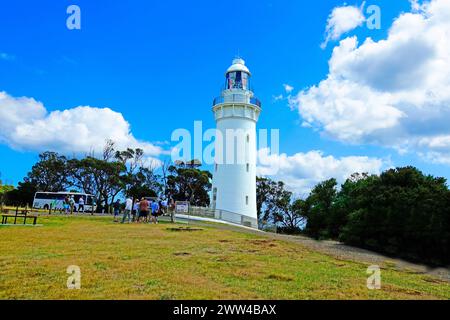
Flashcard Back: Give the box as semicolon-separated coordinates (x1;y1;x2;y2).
0;182;14;205
126;166;161;201
303;178;338;239
66;153;126;212
256;177;272;220
115;148;161;198
166;163;212;206
75;156;126;212
285;198;307;232
339;167;450;265
257;176;304;232
299;167;450;265
258;178;290;224
160;159;171;197
28;152;69;192
4;180;38;207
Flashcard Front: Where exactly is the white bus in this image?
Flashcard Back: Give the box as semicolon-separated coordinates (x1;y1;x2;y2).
32;192;96;212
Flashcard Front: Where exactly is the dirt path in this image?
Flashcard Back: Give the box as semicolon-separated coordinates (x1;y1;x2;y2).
174;218;450;282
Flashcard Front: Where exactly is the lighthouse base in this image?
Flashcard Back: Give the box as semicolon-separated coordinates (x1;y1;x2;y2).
214;209;258;229
186;206;259;229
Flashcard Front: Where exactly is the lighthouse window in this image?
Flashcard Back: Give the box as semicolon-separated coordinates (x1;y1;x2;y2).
242;72;248;89
227;72;235;89
215;163;218;172
245;196;249;205
246;163;249;172
226;71;244;89
246;134;250;143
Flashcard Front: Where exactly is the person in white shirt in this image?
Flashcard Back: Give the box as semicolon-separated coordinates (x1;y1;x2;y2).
132;200;139;222
78;196;85;213
121;197;133;223
69;195;75;214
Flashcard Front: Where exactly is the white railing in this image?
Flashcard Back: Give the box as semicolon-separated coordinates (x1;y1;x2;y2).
188;206;258;229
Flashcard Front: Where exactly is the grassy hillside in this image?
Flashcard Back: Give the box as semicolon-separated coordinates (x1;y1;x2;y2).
0;216;449;299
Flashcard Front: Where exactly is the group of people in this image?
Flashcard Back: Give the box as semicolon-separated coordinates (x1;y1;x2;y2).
63;195;85;214
114;197;174;224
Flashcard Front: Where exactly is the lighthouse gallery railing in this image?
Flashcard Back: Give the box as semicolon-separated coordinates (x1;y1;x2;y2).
213;95;261;108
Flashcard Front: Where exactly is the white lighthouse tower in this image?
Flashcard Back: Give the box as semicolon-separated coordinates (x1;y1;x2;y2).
211;58;261;229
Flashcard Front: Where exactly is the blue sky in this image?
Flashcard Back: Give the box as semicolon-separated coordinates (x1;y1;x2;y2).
1;0;450;194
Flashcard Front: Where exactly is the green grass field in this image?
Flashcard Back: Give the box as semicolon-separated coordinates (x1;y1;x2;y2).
0;215;449;299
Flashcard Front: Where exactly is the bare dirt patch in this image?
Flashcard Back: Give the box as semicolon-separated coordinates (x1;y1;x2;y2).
173;252;191;256
166;227;203;232
266;274;294;282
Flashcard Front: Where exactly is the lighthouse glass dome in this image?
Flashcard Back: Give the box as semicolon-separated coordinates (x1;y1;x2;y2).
226;71;249;90
225;58;251;90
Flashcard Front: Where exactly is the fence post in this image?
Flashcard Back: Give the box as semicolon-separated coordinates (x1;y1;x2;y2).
170;207;176;223
14;206;18;224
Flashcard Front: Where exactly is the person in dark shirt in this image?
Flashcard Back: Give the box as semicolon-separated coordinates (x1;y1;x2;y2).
113;199;121;222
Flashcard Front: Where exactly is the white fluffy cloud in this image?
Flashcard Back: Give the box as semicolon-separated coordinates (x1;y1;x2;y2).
283;84;294;93
321;4;366;49
292;0;450;164
257;148;385;195
0;91;163;159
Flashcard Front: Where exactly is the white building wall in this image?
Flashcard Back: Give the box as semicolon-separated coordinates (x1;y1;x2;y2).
212;113;258;225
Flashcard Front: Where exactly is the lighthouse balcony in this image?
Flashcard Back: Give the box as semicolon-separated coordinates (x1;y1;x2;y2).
213;93;261;108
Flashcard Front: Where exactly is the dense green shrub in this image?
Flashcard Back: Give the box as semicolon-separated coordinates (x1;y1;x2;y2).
303;167;450;266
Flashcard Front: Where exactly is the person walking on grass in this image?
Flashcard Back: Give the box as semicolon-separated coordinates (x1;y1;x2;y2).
63;195;70;215
168;196;176;223
113;199;121;222
132;198;139;222
138;197;149;223
69;195;75;214
78;196;85;213
150;199;159;224
161;199;168;215
121;197;133;223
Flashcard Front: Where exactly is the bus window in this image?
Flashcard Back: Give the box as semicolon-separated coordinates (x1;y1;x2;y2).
35;192;45;199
